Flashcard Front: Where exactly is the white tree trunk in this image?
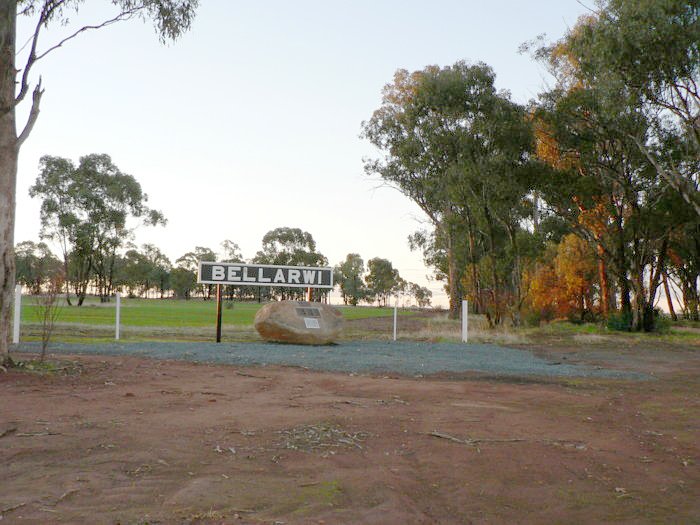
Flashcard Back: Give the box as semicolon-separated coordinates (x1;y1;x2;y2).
0;1;17;360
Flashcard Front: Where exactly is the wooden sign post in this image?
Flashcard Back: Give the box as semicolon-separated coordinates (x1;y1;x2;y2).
215;284;223;343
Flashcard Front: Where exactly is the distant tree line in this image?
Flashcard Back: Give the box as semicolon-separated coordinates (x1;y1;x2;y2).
335;254;432;308
20;156;433;307
15;232;432;308
362;0;699;330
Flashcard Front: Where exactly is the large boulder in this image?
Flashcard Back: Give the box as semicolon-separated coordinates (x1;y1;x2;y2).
254;300;344;345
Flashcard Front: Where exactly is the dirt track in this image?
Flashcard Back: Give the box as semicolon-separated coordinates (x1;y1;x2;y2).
1;341;699;524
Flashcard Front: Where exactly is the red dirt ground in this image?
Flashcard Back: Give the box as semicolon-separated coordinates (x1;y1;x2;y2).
1;340;699;524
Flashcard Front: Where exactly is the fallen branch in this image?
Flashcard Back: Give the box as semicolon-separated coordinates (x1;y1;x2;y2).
0;427;17;438
56;489;79;503
429;431;526;445
428;431;585;449
235;371;270;379
429;431;471;444
16;431;61;437
333;400;367;408
1;502;26;514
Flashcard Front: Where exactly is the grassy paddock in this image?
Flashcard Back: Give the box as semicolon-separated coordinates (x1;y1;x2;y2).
18;296;413;333
17;295;698;346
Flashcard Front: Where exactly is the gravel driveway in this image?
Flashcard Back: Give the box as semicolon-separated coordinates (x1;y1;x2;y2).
16;340;648;379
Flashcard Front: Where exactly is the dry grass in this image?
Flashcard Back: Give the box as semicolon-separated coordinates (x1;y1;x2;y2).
407;313;532;345
572;333;612;344
275;423;369;455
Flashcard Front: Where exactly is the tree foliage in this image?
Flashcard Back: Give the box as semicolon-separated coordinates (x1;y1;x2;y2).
363;61;535;322
365;257;403;306
253;227;328;301
29;153;165;304
526;0;699;330
335;253;368;306
14;240;61;294
566;0;700;216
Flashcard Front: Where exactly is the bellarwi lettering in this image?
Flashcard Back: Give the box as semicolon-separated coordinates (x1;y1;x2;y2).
227;266;241;281
198;262;331;288
242;266;256;282
211;265;225;280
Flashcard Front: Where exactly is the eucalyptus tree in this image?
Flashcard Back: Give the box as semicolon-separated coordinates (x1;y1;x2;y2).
565;0;700;217
530;14;692;330
142;244;171;299
362;61;535;320
14;240;60;294
169;267;196;300
220;240;244;263
219;239;246;300
1;0;198;360
254;227;326;267
335;253;368;306
407;282;432;308
253;227;328;300
176;246;216;299
365;257;402;307
116;244;170;298
118;248;152;297
29;154;166;305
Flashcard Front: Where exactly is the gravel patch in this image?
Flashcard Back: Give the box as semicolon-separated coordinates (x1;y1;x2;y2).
15;341;649;379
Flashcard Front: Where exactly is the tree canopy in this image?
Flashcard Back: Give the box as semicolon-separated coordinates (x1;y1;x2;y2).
362;60;535;322
29;153;165;304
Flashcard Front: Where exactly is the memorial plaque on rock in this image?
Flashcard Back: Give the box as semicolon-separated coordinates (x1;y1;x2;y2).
254;300;343;345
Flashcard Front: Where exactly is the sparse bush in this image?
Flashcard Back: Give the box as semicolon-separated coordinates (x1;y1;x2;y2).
523;308;543;327
653;310;672;334
607;310;632;332
34;272;64;360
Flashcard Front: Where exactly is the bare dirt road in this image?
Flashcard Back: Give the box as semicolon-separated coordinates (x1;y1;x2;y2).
1;339;698;524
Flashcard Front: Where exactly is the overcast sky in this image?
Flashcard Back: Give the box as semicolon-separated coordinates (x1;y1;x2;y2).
14;1;590;306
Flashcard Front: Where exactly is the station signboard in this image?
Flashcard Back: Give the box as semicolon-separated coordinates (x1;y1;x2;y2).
198;261;333;289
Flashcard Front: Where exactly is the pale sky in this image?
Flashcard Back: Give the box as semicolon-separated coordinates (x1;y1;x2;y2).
14;1;590;307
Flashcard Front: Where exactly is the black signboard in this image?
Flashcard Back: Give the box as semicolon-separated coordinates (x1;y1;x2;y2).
198;261;333;289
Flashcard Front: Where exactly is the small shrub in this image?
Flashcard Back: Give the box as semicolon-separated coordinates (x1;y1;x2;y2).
607;310;632;332
653;310;672;334
523;309;542;327
34;272;64;361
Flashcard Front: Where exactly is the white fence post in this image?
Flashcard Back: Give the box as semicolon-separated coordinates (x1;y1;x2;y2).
393;297;398;342
13;284;21;344
115;292;121;341
461;299;468;343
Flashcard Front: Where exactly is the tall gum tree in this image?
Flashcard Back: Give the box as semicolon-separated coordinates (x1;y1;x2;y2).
527;4;698;330
0;0;198;362
566;0;700;217
362;61;534;320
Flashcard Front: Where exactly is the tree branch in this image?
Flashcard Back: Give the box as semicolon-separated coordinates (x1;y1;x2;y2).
16;79;44;149
630;134;700;217
33;7;143;63
16;1;71;104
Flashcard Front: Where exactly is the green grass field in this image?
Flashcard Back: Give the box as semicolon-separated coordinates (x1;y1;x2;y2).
20;296;410;328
